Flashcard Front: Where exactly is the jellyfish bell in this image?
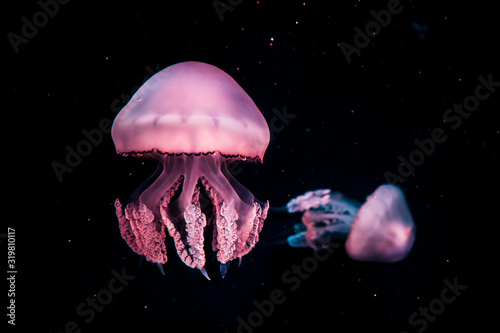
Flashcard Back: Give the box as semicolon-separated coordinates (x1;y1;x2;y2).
112;61;270;278
345;185;416;263
112;61;269;160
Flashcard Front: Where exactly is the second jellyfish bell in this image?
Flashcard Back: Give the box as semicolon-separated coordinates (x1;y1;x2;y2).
112;61;270;279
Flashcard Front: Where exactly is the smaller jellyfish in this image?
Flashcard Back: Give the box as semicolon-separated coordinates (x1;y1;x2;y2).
345;185;416;262
286;184;416;262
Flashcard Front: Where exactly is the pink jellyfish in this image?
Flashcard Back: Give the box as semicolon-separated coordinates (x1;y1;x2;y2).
112;61;270;278
286;184;415;262
345;185;416;262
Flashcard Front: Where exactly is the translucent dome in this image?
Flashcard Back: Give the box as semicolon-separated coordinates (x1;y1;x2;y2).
112;61;270;161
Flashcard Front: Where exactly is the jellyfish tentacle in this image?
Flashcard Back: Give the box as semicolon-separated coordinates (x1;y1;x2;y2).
200;159;268;263
216;162;269;260
177;155;200;205
118;153;268;273
199;175;239;264
236;200;269;259
286;189;332;213
167;157;207;269
216;201;239;264
198;157;246;263
115;199;143;255
183;187;207;269
135;204;168;264
115;199;168;264
220;262;230;278
124;203;145;251
157;263;165;275
114;155;186;268
199;267;211;280
160;169;208;270
162;214;192;266
284;190;361;250
139;156;185;210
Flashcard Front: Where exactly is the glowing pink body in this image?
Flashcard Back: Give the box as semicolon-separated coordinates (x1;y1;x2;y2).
112;61;269;160
112;62;270;278
346;185;416;262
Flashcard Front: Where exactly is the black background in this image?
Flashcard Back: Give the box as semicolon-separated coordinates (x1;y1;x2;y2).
4;0;499;332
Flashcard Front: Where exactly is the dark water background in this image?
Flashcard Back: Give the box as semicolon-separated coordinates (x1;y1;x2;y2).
5;0;499;332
